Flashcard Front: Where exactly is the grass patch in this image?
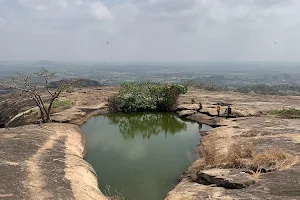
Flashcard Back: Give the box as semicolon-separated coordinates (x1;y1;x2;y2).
268;108;300;119
105;185;126;200
198;135;296;173
51;99;74;110
252;147;295;171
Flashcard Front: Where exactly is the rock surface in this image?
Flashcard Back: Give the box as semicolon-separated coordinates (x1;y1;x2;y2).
177;88;300;117
177;110;197;117
1;87;118;127
2;87;300;200
0;94;37;127
199;169;256;189
166;88;300;200
177;104;200;111
0;123;107;200
165;178;232;200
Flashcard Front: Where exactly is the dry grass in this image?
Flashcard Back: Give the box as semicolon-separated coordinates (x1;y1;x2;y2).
105;185;126;200
199;134;296;173
268;108;300;119
251;170;262;182
51;98;75;111
252;147;296;171
187;132;298;182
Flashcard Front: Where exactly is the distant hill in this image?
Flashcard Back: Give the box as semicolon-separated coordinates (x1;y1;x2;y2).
35;60;53;66
49;78;102;88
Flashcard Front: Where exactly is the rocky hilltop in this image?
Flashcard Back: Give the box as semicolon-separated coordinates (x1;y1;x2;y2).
0;86;300;200
167;88;300;200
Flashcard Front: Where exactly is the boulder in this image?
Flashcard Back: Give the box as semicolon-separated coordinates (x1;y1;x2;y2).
177;104;199;111
199;168;256;189
177;110;197;117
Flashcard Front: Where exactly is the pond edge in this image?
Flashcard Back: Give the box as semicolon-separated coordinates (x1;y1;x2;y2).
76;109;218;199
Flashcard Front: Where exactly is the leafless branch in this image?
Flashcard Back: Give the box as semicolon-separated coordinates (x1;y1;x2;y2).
3;68;74;123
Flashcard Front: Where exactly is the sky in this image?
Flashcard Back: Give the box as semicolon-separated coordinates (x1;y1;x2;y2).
0;0;300;62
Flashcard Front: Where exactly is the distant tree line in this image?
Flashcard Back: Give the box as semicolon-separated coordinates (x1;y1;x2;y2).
183;80;300;96
235;84;300;96
182;81;230;92
49;78;102;88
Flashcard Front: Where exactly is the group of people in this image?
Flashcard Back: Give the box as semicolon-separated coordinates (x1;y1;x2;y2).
197;102;232;117
217;104;232;117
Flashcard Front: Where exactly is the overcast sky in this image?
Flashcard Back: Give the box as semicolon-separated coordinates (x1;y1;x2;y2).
0;0;299;62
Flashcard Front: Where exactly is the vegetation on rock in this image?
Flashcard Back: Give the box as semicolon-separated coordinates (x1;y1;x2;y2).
109;82;187;112
49;78;102;88
192;136;296;179
268;108;300;119
1;68;73;123
105;185;125;200
51;99;74;110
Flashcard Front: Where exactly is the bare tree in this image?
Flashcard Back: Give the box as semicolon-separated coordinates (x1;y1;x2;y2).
3;68;73;123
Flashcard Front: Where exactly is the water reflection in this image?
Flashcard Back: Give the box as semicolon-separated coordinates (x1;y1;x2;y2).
107;112;187;139
198;124;203;132
82;112;212;200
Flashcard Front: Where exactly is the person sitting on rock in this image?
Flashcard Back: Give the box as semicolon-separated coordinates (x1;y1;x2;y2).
197;102;203;113
227;105;232;117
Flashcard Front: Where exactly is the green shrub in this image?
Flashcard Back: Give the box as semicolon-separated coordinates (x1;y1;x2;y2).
108;94;123;112
109;82;187;112
52;99;74;110
268;109;300;119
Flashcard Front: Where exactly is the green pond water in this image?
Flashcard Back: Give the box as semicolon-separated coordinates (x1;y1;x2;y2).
81;112;211;200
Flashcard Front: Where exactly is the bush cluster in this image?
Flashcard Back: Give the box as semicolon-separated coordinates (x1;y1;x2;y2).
268;108;300;119
108;82;187;112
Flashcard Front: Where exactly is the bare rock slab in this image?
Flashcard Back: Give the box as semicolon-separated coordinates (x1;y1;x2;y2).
0;123;107;200
199;169;256;189
177;104;199;111
177;110;197;117
165;178;232;200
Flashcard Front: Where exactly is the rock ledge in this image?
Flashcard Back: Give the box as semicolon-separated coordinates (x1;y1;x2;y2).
199;169;256;189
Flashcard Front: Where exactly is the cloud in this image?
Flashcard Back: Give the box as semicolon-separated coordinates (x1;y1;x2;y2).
0;0;300;61
19;0;68;10
75;0;82;6
0;17;5;28
22;0;113;21
112;2;138;22
88;1;113;20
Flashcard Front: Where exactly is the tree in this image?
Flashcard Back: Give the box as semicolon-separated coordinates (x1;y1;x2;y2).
2;68;73;123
